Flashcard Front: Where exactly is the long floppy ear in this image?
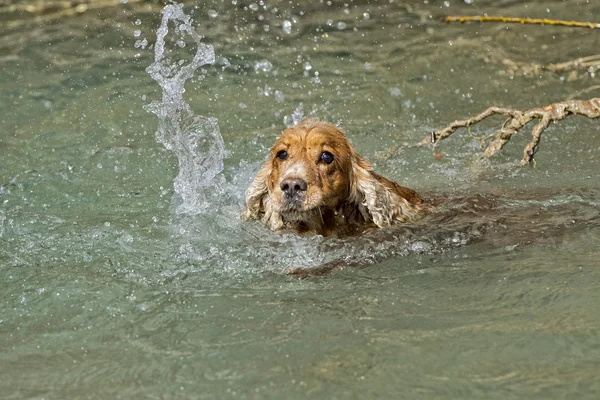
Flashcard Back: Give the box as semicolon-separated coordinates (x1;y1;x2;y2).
242;161;271;220
349;154;423;227
242;161;284;230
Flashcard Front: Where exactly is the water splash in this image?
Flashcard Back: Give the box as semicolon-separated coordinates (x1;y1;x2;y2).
283;103;305;127
144;3;224;215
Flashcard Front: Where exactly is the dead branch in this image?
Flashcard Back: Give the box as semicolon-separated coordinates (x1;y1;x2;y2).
443;16;600;30
547;54;600;72
421;98;600;166
497;55;600;80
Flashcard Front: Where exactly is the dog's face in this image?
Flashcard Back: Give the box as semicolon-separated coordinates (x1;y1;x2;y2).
267;123;354;215
243;120;425;234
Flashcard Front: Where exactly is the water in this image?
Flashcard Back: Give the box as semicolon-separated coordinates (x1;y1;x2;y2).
144;3;224;215
1;0;600;398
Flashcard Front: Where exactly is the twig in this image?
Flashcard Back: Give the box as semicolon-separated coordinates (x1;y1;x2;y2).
443;16;600;30
421;98;600;165
547;54;600;72
567;85;600;100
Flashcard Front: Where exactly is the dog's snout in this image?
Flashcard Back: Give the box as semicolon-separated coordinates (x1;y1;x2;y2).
280;178;307;197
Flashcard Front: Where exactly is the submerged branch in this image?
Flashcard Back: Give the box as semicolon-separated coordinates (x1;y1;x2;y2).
547;54;600;72
421;98;600;166
443;16;600;29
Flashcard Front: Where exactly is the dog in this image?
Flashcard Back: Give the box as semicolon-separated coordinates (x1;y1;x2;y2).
242;120;428;236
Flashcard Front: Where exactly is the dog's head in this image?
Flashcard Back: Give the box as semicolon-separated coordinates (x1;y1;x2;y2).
243;120;424;233
267;121;354;214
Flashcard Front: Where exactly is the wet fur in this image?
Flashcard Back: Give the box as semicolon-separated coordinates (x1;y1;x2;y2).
243;120;427;236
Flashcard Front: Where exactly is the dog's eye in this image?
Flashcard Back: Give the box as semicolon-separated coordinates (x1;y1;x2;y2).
276;150;288;160
320;151;334;164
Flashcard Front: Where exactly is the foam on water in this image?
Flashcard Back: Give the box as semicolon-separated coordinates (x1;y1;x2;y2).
144;3;224;215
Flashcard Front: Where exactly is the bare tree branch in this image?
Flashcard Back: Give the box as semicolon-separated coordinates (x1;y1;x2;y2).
421;98;600;165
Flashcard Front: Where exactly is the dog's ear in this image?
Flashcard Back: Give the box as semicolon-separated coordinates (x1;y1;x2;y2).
242;160;283;230
243;160;271;220
348;154;422;227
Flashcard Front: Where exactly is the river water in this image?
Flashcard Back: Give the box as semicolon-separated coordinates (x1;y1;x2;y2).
1;0;599;398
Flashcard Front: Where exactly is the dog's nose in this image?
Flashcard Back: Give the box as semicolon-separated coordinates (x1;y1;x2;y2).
280;178;307;197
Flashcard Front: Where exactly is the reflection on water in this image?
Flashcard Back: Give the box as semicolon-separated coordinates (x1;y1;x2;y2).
1;0;600;399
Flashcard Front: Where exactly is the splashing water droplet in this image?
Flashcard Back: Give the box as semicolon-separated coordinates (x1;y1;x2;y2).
274;90;284;103
282;20;292;35
283;104;305;127
143;4;225;215
254;59;273;73
134;38;148;49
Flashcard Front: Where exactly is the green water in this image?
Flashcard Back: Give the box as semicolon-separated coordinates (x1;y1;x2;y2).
1;0;599;398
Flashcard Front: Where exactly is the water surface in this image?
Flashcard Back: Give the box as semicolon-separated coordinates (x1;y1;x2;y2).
1;0;599;398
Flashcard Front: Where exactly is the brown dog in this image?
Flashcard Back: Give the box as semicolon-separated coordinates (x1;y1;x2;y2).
242;120;427;236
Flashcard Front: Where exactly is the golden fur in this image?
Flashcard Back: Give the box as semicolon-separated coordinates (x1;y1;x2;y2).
242;120;427;236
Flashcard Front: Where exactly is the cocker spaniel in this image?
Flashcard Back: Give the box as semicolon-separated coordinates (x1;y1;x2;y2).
243;120;427;236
